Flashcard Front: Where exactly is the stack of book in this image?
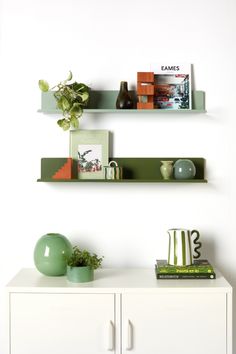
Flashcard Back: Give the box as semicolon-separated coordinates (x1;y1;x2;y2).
155;259;216;279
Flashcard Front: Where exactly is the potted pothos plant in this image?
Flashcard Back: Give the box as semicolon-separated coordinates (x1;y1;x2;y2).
66;246;104;283
38;71;90;131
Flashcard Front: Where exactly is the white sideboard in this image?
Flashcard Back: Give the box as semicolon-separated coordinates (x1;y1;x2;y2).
6;268;232;354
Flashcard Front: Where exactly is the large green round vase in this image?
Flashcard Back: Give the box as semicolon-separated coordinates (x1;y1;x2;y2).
34;233;73;276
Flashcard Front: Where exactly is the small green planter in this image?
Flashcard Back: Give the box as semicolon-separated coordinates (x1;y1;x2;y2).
66;265;94;283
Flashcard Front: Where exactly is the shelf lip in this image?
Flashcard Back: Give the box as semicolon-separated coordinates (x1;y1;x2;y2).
40;90;206;112
38;109;207;114
37;179;208;183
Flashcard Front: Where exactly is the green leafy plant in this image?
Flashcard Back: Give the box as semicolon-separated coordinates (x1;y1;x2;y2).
67;246;104;269
38;71;90;131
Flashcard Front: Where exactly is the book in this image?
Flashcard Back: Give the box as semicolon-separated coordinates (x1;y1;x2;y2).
150;63;192;110
155;259;216;279
155;272;216;280
156;259;215;273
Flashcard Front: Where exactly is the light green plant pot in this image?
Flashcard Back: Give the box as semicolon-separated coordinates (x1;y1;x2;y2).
67;266;94;283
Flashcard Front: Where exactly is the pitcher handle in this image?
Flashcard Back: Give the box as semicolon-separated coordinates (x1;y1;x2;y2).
109;160;118;167
191;230;202;259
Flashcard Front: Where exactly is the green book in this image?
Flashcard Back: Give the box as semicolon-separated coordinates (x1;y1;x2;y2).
155;259;215;274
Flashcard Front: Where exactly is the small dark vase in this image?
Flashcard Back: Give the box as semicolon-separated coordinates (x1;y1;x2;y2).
116;81;134;109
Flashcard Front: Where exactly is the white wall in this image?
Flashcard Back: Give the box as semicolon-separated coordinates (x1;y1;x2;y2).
0;0;236;352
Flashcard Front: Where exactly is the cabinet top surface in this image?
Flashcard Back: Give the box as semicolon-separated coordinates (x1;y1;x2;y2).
6;268;232;293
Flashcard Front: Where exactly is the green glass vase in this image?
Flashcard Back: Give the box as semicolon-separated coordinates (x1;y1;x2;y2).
34;233;72;276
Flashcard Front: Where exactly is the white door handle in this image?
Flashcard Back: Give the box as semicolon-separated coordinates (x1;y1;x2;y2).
126;320;133;350
107;320;115;351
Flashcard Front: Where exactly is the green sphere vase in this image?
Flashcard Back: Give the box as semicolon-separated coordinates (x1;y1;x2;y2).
174;159;196;180
34;233;72;276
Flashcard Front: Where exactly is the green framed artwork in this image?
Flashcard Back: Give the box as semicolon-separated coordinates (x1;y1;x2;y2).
69;130;109;179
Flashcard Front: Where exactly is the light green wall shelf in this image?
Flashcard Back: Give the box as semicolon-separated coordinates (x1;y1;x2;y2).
38;157;207;183
39;90;206;114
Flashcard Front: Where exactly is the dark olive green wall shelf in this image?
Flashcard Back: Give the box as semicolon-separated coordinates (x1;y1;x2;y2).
37;157;207;183
39;90;206;114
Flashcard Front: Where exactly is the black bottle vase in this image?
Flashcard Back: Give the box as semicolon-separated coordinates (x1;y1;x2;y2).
116;81;134;109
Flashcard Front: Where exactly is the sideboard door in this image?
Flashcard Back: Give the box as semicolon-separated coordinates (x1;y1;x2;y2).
122;292;226;354
10;293;115;354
